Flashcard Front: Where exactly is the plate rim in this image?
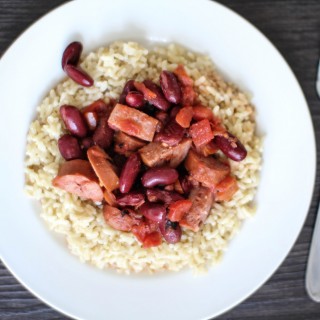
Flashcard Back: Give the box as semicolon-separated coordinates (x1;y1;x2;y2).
0;0;316;319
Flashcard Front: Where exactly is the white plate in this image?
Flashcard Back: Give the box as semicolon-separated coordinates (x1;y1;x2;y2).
0;0;315;319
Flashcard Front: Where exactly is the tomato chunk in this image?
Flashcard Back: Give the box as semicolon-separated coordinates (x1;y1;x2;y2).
181;86;196;105
189;119;214;147
142;231;162;248
168;199;193;222
132;219;160;246
214;176;239;201
133;81;157;100
192;105;214;121
173;65;193;87
82;99;111;115
175;106;193;128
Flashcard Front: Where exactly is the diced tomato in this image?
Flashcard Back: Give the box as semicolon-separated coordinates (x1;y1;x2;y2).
196;140;219;157
192;105;214;121
173;65;193;87
82;99;110;115
214;176;239;201
132;219;159;243
168;199;193;222
189;119;214;147
133;81;157;100
142;231;162;248
181;86;196;105
175;106;193;128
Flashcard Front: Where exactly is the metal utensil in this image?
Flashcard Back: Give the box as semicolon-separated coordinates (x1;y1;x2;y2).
306;59;320;302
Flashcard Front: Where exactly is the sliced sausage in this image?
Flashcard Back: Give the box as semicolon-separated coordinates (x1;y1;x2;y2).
108;103;159;141
103;205;141;232
139;142;173;167
87;146;119;192
139;138;192;168
52;159;103;202
184;149;230;191
114;131;146;157
179;186;214;232
169;138;192;168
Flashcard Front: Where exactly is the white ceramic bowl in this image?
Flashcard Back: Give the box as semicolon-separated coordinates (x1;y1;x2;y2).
0;0;315;319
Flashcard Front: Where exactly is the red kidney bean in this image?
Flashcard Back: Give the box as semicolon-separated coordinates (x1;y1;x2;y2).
141;167;179;188
116;192;145;207
139;202;166;222
160;71;182;104
60;105;88;138
214;133;247;161
154;111;169;133
125;91;145;108
80;136;94;150
159;219;182;244
119;80;135;104
143;80;170;111
169;106;181;119
92;116;114;149
58;134;83;160
154;119;185;146
83;111;98;131
82;99;110;116
64;64;94;87
146;189;184;204
155;111;169;125
62;41;82;70
119;153;141;193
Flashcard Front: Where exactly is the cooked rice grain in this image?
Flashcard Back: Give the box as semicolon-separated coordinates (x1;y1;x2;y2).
25;42;262;274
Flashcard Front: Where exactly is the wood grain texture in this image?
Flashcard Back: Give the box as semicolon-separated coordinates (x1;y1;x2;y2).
0;0;319;319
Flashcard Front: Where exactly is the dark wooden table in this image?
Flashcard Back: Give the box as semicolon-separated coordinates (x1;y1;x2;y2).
1;0;320;319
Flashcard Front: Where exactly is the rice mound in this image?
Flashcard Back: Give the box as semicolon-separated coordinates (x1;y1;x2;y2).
25;42;262;274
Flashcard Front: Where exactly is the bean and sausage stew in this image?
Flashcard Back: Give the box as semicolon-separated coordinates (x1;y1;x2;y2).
52;42;247;248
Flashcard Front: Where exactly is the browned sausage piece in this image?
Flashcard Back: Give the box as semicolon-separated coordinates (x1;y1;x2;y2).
184;149;230;191
169;138;192;168
108;103;159;142
114;131;146;157
139;142;172;167
179;186;214;232
103;205;142;232
52;159;103;202
87;146;119;192
139;138;192;168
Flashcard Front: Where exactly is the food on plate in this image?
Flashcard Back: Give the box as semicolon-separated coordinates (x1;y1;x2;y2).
25;41;262;273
